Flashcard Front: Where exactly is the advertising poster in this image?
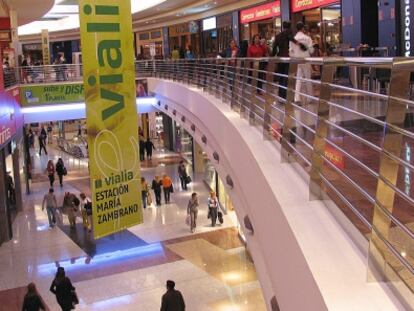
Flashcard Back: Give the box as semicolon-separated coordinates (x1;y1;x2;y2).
20;83;84;106
79;0;142;239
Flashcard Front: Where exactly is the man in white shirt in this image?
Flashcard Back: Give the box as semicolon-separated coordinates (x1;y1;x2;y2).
289;22;314;103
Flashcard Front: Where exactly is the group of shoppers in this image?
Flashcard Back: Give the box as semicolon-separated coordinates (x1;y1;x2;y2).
141;174;174;208
42;189;92;231
187;190;222;233
46;158;67;188
23;271;185;311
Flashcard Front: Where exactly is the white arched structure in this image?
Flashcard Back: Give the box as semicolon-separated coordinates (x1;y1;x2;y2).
147;78;405;311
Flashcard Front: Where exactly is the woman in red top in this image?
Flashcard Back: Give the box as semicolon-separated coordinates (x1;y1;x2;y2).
247;34;268;93
247;34;267;58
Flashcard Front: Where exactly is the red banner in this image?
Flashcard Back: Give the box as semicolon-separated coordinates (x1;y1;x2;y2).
291;0;339;13
240;1;281;24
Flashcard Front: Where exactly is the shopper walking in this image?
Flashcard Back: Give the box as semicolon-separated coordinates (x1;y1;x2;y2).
38;131;48;156
145;138;156;160
80;193;92;232
63;192;79;229
162;174;173;204
178;161;188;191
141;177;149;209
208;191;219;227
160;280;185;311
46;160;55;188
22;283;46;311
151;175;162;206
50;267;77;311
289;22;314;103
42;188;58;228
187;192;199;233
56;158;66;187
139;139;146;161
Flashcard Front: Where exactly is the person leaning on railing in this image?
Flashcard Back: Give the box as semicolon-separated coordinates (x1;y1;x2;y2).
272;21;308;100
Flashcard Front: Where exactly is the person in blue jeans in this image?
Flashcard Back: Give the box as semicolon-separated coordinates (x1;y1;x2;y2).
42;188;58;228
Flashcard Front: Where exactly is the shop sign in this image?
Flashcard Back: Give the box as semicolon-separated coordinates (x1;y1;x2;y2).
240;1;281;24
169;22;190;36
401;0;414;56
0;91;20;148
79;0;142;239
20;83;84;106
217;14;232;28
291;0;339;13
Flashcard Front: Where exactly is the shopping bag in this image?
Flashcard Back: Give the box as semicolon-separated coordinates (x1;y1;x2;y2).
185;214;191;226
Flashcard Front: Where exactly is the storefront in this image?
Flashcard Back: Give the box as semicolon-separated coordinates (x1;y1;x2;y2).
136;28;164;59
201;13;234;57
240;1;282;53
291;0;341;54
168;21;200;57
22;43;42;64
0;90;23;245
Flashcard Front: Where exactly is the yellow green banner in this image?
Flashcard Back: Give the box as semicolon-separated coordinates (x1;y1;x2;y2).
79;0;142;239
21;83;84;106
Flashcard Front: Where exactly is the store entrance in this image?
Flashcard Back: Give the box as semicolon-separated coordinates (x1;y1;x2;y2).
292;4;341;55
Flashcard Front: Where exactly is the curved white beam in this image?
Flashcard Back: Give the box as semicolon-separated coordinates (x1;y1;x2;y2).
147;77;405;311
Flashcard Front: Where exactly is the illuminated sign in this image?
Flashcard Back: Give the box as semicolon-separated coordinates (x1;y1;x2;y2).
291;0;339;13
240;1;281;24
203;17;217;31
402;0;413;56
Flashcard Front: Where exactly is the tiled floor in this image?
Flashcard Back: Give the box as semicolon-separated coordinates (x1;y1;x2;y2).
0;144;266;311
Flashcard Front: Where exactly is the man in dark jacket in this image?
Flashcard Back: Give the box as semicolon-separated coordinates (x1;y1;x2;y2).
272;21;307;99
145;138;156;160
160;280;185;311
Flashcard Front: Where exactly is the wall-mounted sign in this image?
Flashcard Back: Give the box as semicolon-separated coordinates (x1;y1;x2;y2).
169;22;191;36
291;0;339;13
0;91;21;149
240;1;281;24
203;17;217;31
20;83;84;106
401;0;413;56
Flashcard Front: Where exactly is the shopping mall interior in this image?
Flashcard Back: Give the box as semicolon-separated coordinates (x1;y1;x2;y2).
1;0;414;310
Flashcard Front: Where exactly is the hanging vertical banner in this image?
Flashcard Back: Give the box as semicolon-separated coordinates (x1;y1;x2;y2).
41;29;50;65
79;0;142;239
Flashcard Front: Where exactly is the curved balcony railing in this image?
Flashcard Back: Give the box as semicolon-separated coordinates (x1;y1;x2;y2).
8;57;414;301
136;57;414;300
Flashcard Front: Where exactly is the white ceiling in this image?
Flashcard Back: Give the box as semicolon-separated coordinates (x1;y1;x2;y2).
6;0;54;26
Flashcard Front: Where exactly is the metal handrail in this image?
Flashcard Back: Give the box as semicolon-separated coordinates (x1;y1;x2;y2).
134;57;414;297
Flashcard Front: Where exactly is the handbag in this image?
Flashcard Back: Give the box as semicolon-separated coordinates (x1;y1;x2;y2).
147;192;153;205
169;184;174;193
218;211;224;224
71;290;79;305
185;175;192;184
185;214;191;226
63;167;67;176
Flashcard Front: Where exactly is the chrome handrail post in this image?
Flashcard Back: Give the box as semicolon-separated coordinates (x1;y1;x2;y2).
369;57;414;284
309;57;342;200
280;59;300;162
263;59;277;140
